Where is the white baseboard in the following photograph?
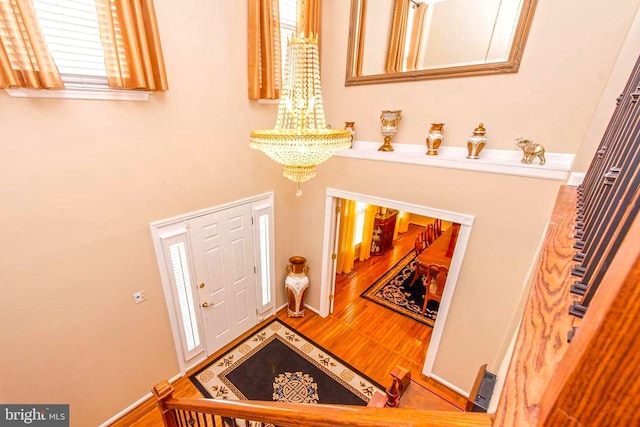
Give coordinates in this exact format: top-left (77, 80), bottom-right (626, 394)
top-left (566, 172), bottom-right (586, 186)
top-left (304, 304), bottom-right (321, 315)
top-left (429, 373), bottom-right (470, 399)
top-left (97, 372), bottom-right (182, 427)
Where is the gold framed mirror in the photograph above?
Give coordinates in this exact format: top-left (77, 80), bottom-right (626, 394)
top-left (345, 0), bottom-right (537, 85)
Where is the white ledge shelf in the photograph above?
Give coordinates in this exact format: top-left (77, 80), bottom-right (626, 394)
top-left (335, 140), bottom-right (574, 181)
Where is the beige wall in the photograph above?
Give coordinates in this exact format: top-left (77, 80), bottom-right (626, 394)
top-left (292, 0), bottom-right (640, 393)
top-left (0, 2), bottom-right (295, 425)
top-left (1, 0), bottom-right (640, 424)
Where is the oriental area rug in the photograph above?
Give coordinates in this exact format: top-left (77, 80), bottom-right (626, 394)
top-left (190, 319), bottom-right (384, 406)
top-left (361, 251), bottom-right (439, 327)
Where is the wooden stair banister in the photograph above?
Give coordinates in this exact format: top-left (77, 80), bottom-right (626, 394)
top-left (152, 380), bottom-right (178, 427)
top-left (152, 381), bottom-right (492, 427)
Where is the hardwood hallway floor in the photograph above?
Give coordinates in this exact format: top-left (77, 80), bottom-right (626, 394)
top-left (111, 224), bottom-right (464, 426)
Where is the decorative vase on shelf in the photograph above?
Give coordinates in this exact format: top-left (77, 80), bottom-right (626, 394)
top-left (467, 123), bottom-right (487, 159)
top-left (379, 110), bottom-right (402, 152)
top-left (285, 256), bottom-right (309, 317)
top-left (426, 123), bottom-right (445, 155)
top-left (344, 121), bottom-right (356, 148)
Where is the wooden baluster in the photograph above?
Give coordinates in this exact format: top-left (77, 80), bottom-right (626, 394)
top-left (385, 366), bottom-right (412, 408)
top-left (153, 381), bottom-right (179, 427)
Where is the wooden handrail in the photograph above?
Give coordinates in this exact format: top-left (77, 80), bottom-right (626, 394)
top-left (153, 381), bottom-right (491, 427)
top-left (493, 185), bottom-right (640, 425)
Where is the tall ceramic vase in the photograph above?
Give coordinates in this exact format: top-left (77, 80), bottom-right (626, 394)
top-left (285, 256), bottom-right (309, 317)
top-left (426, 123), bottom-right (445, 155)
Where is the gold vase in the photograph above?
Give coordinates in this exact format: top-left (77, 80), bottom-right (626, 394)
top-left (426, 123), bottom-right (445, 155)
top-left (379, 110), bottom-right (402, 151)
top-left (467, 123), bottom-right (487, 159)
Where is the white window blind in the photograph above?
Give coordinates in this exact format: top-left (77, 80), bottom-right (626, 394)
top-left (32, 0), bottom-right (107, 84)
top-left (168, 242), bottom-right (201, 353)
top-left (6, 0), bottom-right (147, 100)
top-left (279, 0), bottom-right (296, 73)
top-left (258, 214), bottom-right (272, 306)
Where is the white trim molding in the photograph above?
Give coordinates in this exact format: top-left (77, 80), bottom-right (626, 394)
top-left (5, 87), bottom-right (150, 101)
top-left (429, 373), bottom-right (470, 399)
top-left (98, 372), bottom-right (182, 427)
top-left (566, 172), bottom-right (586, 186)
top-left (320, 188), bottom-right (475, 381)
top-left (335, 141), bottom-right (575, 181)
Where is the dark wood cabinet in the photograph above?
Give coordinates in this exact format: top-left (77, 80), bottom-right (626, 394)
top-left (371, 210), bottom-right (398, 256)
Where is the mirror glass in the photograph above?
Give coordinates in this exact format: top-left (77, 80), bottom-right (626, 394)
top-left (346, 0), bottom-right (537, 85)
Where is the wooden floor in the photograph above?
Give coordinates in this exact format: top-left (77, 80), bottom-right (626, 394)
top-left (110, 224), bottom-right (465, 426)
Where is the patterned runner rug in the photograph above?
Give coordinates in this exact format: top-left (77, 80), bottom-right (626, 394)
top-left (361, 251), bottom-right (439, 327)
top-left (190, 319), bottom-right (384, 406)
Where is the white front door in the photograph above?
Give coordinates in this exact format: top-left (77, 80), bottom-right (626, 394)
top-left (188, 203), bottom-right (257, 356)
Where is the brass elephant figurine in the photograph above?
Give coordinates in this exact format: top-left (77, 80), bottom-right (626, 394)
top-left (515, 138), bottom-right (546, 165)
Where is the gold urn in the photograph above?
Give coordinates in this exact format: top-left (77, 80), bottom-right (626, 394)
top-left (426, 123), bottom-right (445, 155)
top-left (467, 123), bottom-right (487, 159)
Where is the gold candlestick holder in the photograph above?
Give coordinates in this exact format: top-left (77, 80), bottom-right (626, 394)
top-left (379, 110), bottom-right (402, 151)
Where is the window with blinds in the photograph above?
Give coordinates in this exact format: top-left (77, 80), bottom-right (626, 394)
top-left (32, 0), bottom-right (107, 86)
top-left (162, 236), bottom-right (203, 361)
top-left (279, 0), bottom-right (296, 77)
top-left (6, 0), bottom-right (147, 100)
top-left (258, 214), bottom-right (272, 307)
top-left (252, 201), bottom-right (275, 315)
top-left (279, 0), bottom-right (296, 49)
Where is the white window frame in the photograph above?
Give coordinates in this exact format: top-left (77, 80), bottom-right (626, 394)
top-left (161, 233), bottom-right (204, 362)
top-left (4, 0), bottom-right (150, 101)
top-left (4, 84), bottom-right (150, 101)
top-left (252, 201), bottom-right (276, 317)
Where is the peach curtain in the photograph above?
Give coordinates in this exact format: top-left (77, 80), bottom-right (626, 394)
top-left (0, 0), bottom-right (63, 89)
top-left (298, 0), bottom-right (320, 36)
top-left (358, 204), bottom-right (377, 262)
top-left (248, 0), bottom-right (281, 100)
top-left (385, 0), bottom-right (409, 73)
top-left (95, 0), bottom-right (168, 91)
top-left (406, 2), bottom-right (426, 71)
top-left (336, 199), bottom-right (357, 275)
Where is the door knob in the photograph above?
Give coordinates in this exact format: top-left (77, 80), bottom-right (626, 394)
top-left (198, 282), bottom-right (205, 288)
top-left (202, 302), bottom-right (210, 308)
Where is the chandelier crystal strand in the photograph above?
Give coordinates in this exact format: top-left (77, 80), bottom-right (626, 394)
top-left (249, 33), bottom-right (351, 187)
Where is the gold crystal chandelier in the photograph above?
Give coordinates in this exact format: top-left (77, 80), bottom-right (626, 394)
top-left (250, 33), bottom-right (351, 187)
